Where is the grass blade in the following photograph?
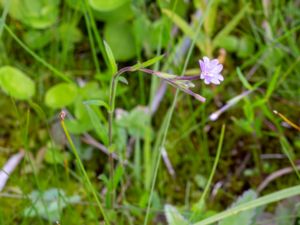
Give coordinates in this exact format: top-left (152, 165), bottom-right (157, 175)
top-left (191, 124), bottom-right (225, 219)
top-left (265, 66), bottom-right (281, 100)
top-left (193, 184), bottom-right (300, 225)
top-left (4, 25), bottom-right (72, 83)
top-left (236, 67), bottom-right (253, 90)
top-left (212, 3), bottom-right (250, 47)
top-left (162, 8), bottom-right (204, 52)
top-left (60, 114), bottom-right (110, 225)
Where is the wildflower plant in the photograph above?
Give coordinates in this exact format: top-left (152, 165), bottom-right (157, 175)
top-left (108, 53), bottom-right (224, 146)
top-left (109, 56), bottom-right (224, 111)
top-left (105, 39), bottom-right (225, 195)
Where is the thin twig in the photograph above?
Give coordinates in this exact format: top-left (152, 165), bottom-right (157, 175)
top-left (161, 147), bottom-right (176, 178)
top-left (258, 165), bottom-right (300, 193)
top-left (81, 134), bottom-right (124, 162)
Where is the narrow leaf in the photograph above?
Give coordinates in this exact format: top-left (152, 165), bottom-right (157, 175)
top-left (213, 3), bottom-right (250, 47)
top-left (219, 190), bottom-right (257, 225)
top-left (193, 184), bottom-right (300, 225)
top-left (165, 204), bottom-right (189, 225)
top-left (265, 66), bottom-right (281, 100)
top-left (162, 8), bottom-right (204, 51)
top-left (103, 40), bottom-right (117, 75)
top-left (85, 105), bottom-right (109, 146)
top-left (131, 54), bottom-right (165, 71)
top-left (118, 76), bottom-right (128, 85)
top-left (236, 67), bottom-right (253, 90)
top-left (83, 99), bottom-right (110, 111)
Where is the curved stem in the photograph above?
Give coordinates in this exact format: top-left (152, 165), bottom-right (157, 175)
top-left (107, 66), bottom-right (132, 207)
top-left (107, 66), bottom-right (204, 208)
top-left (108, 66), bottom-right (132, 145)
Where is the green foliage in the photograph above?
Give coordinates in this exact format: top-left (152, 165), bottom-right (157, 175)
top-left (23, 29), bottom-right (53, 50)
top-left (131, 54), bottom-right (165, 71)
top-left (85, 104), bottom-right (109, 146)
top-left (104, 21), bottom-right (136, 61)
top-left (58, 23), bottom-right (83, 44)
top-left (104, 40), bottom-right (118, 75)
top-left (1, 0), bottom-right (300, 224)
top-left (45, 83), bottom-right (78, 108)
top-left (218, 190), bottom-right (257, 225)
top-left (44, 147), bottom-right (69, 164)
top-left (165, 204), bottom-right (190, 225)
top-left (0, 66), bottom-right (35, 100)
top-left (2, 0), bottom-right (60, 29)
top-left (89, 0), bottom-right (129, 12)
top-left (214, 35), bottom-right (239, 52)
top-left (236, 36), bottom-right (255, 58)
top-left (116, 106), bottom-right (151, 139)
top-left (194, 185), bottom-right (300, 225)
top-left (23, 188), bottom-right (80, 222)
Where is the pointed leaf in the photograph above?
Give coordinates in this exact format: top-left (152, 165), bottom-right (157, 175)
top-left (83, 99), bottom-right (110, 111)
top-left (162, 8), bottom-right (204, 51)
top-left (165, 204), bottom-right (190, 225)
top-left (219, 190), bottom-right (257, 225)
top-left (118, 76), bottom-right (128, 85)
top-left (212, 4), bottom-right (250, 47)
top-left (103, 40), bottom-right (117, 75)
top-left (236, 67), bottom-right (253, 90)
top-left (131, 54), bottom-right (165, 71)
top-left (85, 105), bottom-right (109, 146)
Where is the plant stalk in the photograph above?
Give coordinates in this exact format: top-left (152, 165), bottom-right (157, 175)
top-left (60, 116), bottom-right (110, 225)
top-left (108, 66), bottom-right (132, 207)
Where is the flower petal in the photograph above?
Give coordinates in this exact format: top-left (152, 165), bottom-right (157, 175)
top-left (203, 57), bottom-right (210, 64)
top-left (211, 64), bottom-right (223, 74)
top-left (217, 74), bottom-right (224, 81)
top-left (210, 59), bottom-right (219, 66)
top-left (199, 60), bottom-right (206, 73)
top-left (204, 79), bottom-right (210, 85)
top-left (211, 78), bottom-right (220, 85)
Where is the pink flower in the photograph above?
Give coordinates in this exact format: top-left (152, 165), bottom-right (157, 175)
top-left (199, 57), bottom-right (224, 85)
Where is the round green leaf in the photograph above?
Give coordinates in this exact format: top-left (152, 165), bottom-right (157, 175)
top-left (93, 2), bottom-right (133, 22)
top-left (0, 66), bottom-right (35, 100)
top-left (65, 0), bottom-right (83, 11)
top-left (215, 35), bottom-right (239, 52)
top-left (89, 0), bottom-right (129, 11)
top-left (5, 0), bottom-right (60, 29)
top-left (65, 0), bottom-right (133, 22)
top-left (45, 83), bottom-right (78, 109)
top-left (104, 22), bottom-right (136, 61)
top-left (58, 24), bottom-right (82, 44)
top-left (23, 30), bottom-right (52, 50)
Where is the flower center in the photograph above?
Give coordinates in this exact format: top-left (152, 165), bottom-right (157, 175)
top-left (203, 71), bottom-right (212, 77)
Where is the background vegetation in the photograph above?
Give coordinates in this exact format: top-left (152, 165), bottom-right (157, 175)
top-left (0, 0), bottom-right (300, 224)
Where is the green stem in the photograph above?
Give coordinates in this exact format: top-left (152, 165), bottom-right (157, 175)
top-left (4, 25), bottom-right (71, 83)
top-left (190, 124), bottom-right (225, 221)
top-left (82, 0), bottom-right (101, 74)
top-left (143, 1), bottom-right (215, 223)
top-left (107, 66), bottom-right (132, 207)
top-left (60, 118), bottom-right (110, 225)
